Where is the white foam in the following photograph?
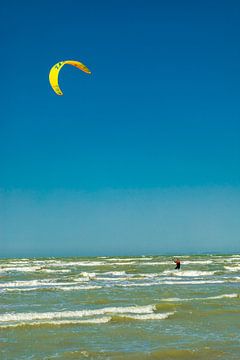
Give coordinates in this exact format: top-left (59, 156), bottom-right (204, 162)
top-left (56, 285), bottom-right (102, 291)
top-left (0, 266), bottom-right (40, 273)
top-left (138, 260), bottom-right (213, 265)
top-left (224, 265), bottom-right (240, 272)
top-left (106, 257), bottom-right (153, 262)
top-left (0, 311), bottom-right (175, 328)
top-left (159, 280), bottom-right (224, 285)
top-left (162, 297), bottom-right (183, 302)
top-left (118, 282), bottom-right (160, 288)
top-left (0, 279), bottom-right (56, 288)
top-left (125, 312), bottom-right (175, 320)
top-left (162, 270), bottom-right (216, 277)
top-left (118, 279), bottom-right (226, 287)
top-left (72, 277), bottom-right (91, 283)
top-left (80, 272), bottom-right (97, 279)
top-left (137, 273), bottom-right (159, 278)
top-left (48, 261), bottom-right (106, 267)
top-left (206, 293), bottom-right (239, 300)
top-left (107, 262), bottom-right (136, 265)
top-left (0, 279), bottom-right (87, 289)
top-left (0, 317), bottom-right (112, 328)
top-left (5, 287), bottom-right (43, 292)
top-left (105, 258), bottom-right (136, 262)
top-left (162, 293), bottom-right (239, 302)
top-left (38, 269), bottom-right (71, 273)
top-left (4, 260), bottom-right (30, 265)
top-left (181, 260), bottom-right (213, 265)
top-left (0, 305), bottom-right (155, 323)
top-left (103, 271), bottom-right (127, 276)
top-left (224, 257), bottom-right (240, 262)
top-left (2, 283), bottom-right (102, 293)
top-left (138, 262), bottom-right (170, 265)
top-left (95, 276), bottom-right (130, 282)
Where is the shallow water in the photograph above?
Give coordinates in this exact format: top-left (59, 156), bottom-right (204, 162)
top-left (0, 254), bottom-right (239, 359)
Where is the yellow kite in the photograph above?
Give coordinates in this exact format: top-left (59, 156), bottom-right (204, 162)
top-left (49, 60), bottom-right (91, 95)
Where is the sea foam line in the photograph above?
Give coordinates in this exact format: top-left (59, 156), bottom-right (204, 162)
top-left (0, 317), bottom-right (112, 328)
top-left (3, 284), bottom-right (102, 293)
top-left (0, 312), bottom-right (175, 328)
top-left (117, 279), bottom-right (225, 287)
top-left (0, 266), bottom-right (40, 273)
top-left (162, 293), bottom-right (239, 302)
top-left (0, 280), bottom-right (79, 288)
top-left (0, 305), bottom-right (156, 323)
top-left (224, 265), bottom-right (240, 272)
top-left (124, 312), bottom-right (175, 320)
top-left (162, 270), bottom-right (216, 277)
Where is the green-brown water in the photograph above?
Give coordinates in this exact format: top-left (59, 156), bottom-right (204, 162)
top-left (0, 255), bottom-right (239, 359)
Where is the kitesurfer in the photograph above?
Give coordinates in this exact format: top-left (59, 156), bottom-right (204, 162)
top-left (173, 258), bottom-right (181, 270)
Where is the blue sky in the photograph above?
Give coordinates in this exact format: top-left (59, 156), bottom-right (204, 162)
top-left (1, 0), bottom-right (240, 256)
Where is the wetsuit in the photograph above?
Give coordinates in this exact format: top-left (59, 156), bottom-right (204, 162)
top-left (175, 260), bottom-right (180, 269)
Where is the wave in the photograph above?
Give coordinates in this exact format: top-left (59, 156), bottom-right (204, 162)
top-left (137, 260), bottom-right (213, 266)
top-left (205, 293), bottom-right (239, 300)
top-left (105, 258), bottom-right (138, 262)
top-left (124, 312), bottom-right (174, 320)
top-left (107, 262), bottom-right (137, 266)
top-left (3, 284), bottom-right (102, 293)
top-left (181, 260), bottom-right (213, 264)
top-left (118, 282), bottom-right (160, 288)
top-left (0, 312), bottom-right (174, 328)
top-left (0, 303), bottom-right (175, 328)
top-left (162, 270), bottom-right (216, 277)
top-left (136, 273), bottom-right (159, 278)
top-left (137, 262), bottom-right (170, 265)
top-left (162, 293), bottom-right (239, 302)
top-left (105, 258), bottom-right (134, 261)
top-left (117, 279), bottom-right (227, 287)
top-left (52, 261), bottom-right (105, 267)
top-left (105, 257), bottom-right (154, 262)
top-left (1, 276), bottom-right (239, 293)
top-left (4, 286), bottom-right (102, 293)
top-left (0, 304), bottom-right (156, 323)
top-left (111, 312), bottom-right (175, 321)
top-left (0, 265), bottom-right (90, 274)
top-left (0, 279), bottom-right (58, 288)
top-left (224, 265), bottom-right (240, 272)
top-left (37, 268), bottom-right (71, 273)
top-left (95, 277), bottom-right (131, 282)
top-left (224, 256), bottom-right (240, 262)
top-left (0, 278), bottom-right (99, 290)
top-left (53, 285), bottom-right (102, 291)
top-left (79, 272), bottom-right (97, 279)
top-left (2, 260), bottom-right (31, 265)
top-left (0, 317), bottom-right (112, 328)
top-left (159, 279), bottom-right (225, 285)
top-left (0, 266), bottom-right (40, 273)
top-left (103, 271), bottom-right (127, 276)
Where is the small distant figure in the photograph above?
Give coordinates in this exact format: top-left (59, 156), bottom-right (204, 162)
top-left (173, 258), bottom-right (181, 270)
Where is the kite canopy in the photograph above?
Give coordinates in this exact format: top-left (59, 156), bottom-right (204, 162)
top-left (49, 60), bottom-right (91, 95)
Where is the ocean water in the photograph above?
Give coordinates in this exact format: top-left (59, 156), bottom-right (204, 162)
top-left (0, 255), bottom-right (239, 359)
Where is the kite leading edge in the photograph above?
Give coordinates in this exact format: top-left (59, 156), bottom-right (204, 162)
top-left (49, 60), bottom-right (91, 95)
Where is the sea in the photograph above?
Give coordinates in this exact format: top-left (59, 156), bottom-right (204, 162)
top-left (0, 254), bottom-right (239, 359)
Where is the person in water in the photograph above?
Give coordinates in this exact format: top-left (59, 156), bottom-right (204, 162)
top-left (173, 258), bottom-right (181, 270)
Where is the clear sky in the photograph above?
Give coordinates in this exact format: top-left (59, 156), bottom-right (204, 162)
top-left (1, 0), bottom-right (240, 257)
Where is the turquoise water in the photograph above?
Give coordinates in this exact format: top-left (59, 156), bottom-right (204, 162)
top-left (0, 255), bottom-right (239, 359)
